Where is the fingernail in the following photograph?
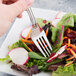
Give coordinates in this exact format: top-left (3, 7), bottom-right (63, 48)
top-left (26, 0), bottom-right (32, 6)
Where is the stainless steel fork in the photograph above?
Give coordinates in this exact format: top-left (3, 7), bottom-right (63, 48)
top-left (27, 8), bottom-right (52, 57)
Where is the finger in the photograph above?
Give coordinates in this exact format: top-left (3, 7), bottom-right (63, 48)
top-left (3, 0), bottom-right (17, 4)
top-left (9, 0), bottom-right (34, 17)
top-left (10, 0), bottom-right (17, 2)
top-left (3, 0), bottom-right (17, 2)
top-left (6, 1), bottom-right (13, 4)
top-left (17, 14), bottom-right (22, 18)
top-left (0, 0), bottom-right (2, 3)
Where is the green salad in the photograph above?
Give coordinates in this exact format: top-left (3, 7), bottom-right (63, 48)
top-left (1, 12), bottom-right (76, 76)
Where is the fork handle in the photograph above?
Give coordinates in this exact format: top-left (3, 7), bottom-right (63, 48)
top-left (27, 8), bottom-right (38, 28)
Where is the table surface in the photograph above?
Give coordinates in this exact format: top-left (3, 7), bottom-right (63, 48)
top-left (0, 0), bottom-right (76, 75)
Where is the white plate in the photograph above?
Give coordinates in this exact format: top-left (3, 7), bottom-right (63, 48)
top-left (0, 8), bottom-right (59, 76)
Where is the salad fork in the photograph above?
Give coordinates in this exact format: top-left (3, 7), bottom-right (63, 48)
top-left (27, 8), bottom-right (52, 57)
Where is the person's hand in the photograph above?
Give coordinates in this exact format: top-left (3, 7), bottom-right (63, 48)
top-left (0, 0), bottom-right (34, 36)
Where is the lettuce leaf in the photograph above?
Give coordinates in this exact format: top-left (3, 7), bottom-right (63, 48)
top-left (73, 15), bottom-right (76, 23)
top-left (8, 42), bottom-right (19, 51)
top-left (52, 63), bottom-right (76, 76)
top-left (37, 18), bottom-right (50, 27)
top-left (8, 40), bottom-right (30, 52)
top-left (51, 13), bottom-right (75, 44)
top-left (57, 13), bottom-right (74, 30)
top-left (50, 13), bottom-right (76, 53)
top-left (26, 59), bottom-right (46, 70)
top-left (0, 56), bottom-right (11, 62)
top-left (51, 26), bottom-right (59, 43)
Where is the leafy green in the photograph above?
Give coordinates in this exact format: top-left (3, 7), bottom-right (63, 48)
top-left (37, 18), bottom-right (50, 27)
top-left (52, 44), bottom-right (61, 53)
top-left (51, 25), bottom-right (64, 53)
top-left (28, 52), bottom-right (47, 60)
top-left (19, 40), bottom-right (31, 52)
top-left (8, 40), bottom-right (30, 52)
top-left (51, 13), bottom-right (75, 44)
top-left (27, 52), bottom-right (63, 71)
top-left (8, 42), bottom-right (19, 51)
top-left (50, 13), bottom-right (75, 53)
top-left (51, 26), bottom-right (59, 43)
top-left (42, 58), bottom-right (63, 71)
top-left (74, 15), bottom-right (76, 23)
top-left (57, 13), bottom-right (74, 30)
top-left (26, 58), bottom-right (63, 71)
top-left (55, 25), bottom-right (64, 47)
top-left (26, 59), bottom-right (46, 70)
top-left (59, 28), bottom-right (64, 46)
top-left (0, 56), bottom-right (11, 62)
top-left (52, 63), bottom-right (76, 76)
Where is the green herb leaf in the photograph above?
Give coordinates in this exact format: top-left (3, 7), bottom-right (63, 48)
top-left (26, 59), bottom-right (46, 70)
top-left (28, 52), bottom-right (47, 60)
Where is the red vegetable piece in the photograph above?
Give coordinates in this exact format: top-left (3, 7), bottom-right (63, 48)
top-left (47, 45), bottom-right (67, 63)
top-left (49, 53), bottom-right (56, 58)
top-left (54, 25), bottom-right (64, 45)
top-left (43, 20), bottom-right (47, 24)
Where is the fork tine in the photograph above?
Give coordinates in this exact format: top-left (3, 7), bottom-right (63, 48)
top-left (38, 38), bottom-right (50, 57)
top-left (33, 40), bottom-right (47, 57)
top-left (43, 34), bottom-right (52, 51)
top-left (41, 37), bottom-right (51, 55)
top-left (42, 31), bottom-right (52, 53)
